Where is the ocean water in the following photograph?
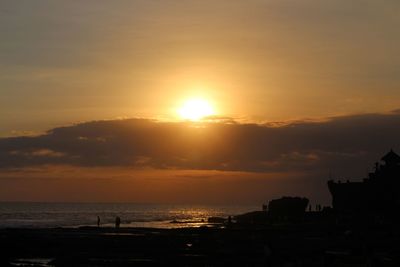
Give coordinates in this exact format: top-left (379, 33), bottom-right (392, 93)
top-left (0, 202), bottom-right (258, 229)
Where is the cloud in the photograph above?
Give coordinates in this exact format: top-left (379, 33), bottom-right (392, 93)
top-left (2, 111), bottom-right (400, 204)
top-left (1, 111), bottom-right (399, 177)
top-left (10, 148), bottom-right (65, 158)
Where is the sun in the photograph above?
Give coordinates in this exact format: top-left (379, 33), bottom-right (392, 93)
top-left (178, 98), bottom-right (215, 121)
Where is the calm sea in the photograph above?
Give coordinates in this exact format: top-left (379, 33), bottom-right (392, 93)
top-left (0, 202), bottom-right (258, 229)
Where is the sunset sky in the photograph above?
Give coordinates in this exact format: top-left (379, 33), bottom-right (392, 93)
top-left (1, 1), bottom-right (400, 204)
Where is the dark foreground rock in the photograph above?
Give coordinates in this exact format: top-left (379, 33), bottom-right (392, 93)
top-left (1, 223), bottom-right (400, 266)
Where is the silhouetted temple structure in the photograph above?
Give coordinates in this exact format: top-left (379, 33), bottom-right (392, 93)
top-left (328, 150), bottom-right (400, 218)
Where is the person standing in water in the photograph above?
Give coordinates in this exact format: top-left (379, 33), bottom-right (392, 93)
top-left (115, 216), bottom-right (121, 229)
top-left (97, 216), bottom-right (101, 228)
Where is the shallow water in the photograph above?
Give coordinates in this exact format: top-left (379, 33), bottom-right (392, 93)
top-left (9, 258), bottom-right (54, 267)
top-left (0, 202), bottom-right (258, 229)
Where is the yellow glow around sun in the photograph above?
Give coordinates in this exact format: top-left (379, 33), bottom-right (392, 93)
top-left (178, 98), bottom-right (215, 121)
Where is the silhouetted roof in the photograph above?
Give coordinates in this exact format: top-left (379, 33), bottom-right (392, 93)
top-left (381, 149), bottom-right (400, 164)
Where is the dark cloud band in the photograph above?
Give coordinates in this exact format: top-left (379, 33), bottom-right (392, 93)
top-left (1, 112), bottom-right (399, 174)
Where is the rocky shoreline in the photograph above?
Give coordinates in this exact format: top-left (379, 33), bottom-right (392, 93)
top-left (1, 221), bottom-right (400, 266)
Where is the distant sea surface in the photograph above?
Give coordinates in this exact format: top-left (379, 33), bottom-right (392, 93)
top-left (0, 202), bottom-right (258, 229)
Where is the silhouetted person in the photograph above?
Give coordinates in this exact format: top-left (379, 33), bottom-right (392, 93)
top-left (375, 162), bottom-right (379, 171)
top-left (309, 204), bottom-right (312, 212)
top-left (97, 216), bottom-right (100, 228)
top-left (262, 204), bottom-right (268, 211)
top-left (115, 216), bottom-right (121, 229)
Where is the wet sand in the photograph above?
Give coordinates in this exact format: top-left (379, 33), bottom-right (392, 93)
top-left (1, 223), bottom-right (400, 266)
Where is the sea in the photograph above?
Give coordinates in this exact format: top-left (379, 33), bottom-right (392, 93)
top-left (0, 202), bottom-right (258, 229)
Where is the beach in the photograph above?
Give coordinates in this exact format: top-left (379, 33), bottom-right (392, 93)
top-left (2, 222), bottom-right (400, 267)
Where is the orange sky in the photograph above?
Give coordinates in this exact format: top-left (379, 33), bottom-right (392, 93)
top-left (1, 1), bottom-right (400, 136)
top-left (0, 166), bottom-right (325, 205)
top-left (1, 1), bottom-right (400, 204)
